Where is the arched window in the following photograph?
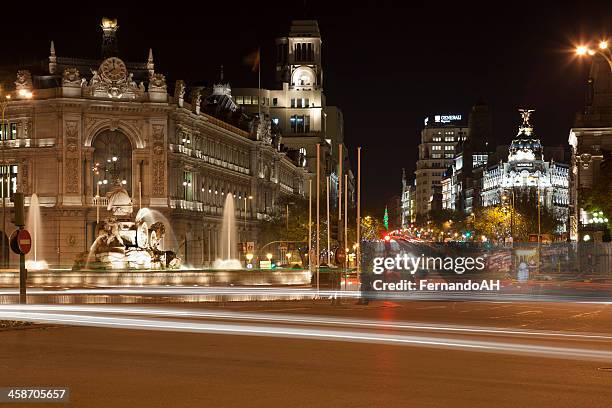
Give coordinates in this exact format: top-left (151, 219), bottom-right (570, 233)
top-left (92, 130), bottom-right (133, 196)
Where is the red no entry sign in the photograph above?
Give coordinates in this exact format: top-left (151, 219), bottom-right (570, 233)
top-left (10, 229), bottom-right (32, 255)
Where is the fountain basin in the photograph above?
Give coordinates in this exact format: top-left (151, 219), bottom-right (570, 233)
top-left (0, 269), bottom-right (312, 288)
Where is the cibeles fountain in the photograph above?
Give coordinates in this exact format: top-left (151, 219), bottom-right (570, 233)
top-left (85, 182), bottom-right (181, 270)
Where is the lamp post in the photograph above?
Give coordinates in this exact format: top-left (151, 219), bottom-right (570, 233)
top-left (574, 40), bottom-right (610, 247)
top-left (244, 195), bottom-right (252, 235)
top-left (96, 181), bottom-right (102, 224)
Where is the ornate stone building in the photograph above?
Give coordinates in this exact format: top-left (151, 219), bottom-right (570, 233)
top-left (481, 110), bottom-right (569, 233)
top-left (569, 54), bottom-right (612, 241)
top-left (0, 18), bottom-right (308, 267)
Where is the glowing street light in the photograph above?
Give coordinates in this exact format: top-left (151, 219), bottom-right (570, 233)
top-left (575, 39), bottom-right (612, 72)
top-left (266, 253), bottom-right (272, 261)
top-left (576, 45), bottom-right (588, 55)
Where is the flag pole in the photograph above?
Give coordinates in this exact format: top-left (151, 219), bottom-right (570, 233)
top-left (316, 144), bottom-right (320, 293)
top-left (357, 147), bottom-right (361, 275)
top-left (308, 179), bottom-right (312, 272)
top-left (338, 144), bottom-right (342, 255)
top-left (326, 176), bottom-right (331, 266)
top-left (258, 48), bottom-right (261, 120)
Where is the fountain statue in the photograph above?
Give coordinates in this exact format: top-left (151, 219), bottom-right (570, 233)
top-left (212, 193), bottom-right (242, 270)
top-left (25, 193), bottom-right (49, 271)
top-left (79, 182), bottom-right (181, 270)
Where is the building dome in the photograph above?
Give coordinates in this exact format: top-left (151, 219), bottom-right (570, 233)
top-left (204, 66), bottom-right (238, 112)
top-left (204, 87), bottom-right (238, 112)
top-left (508, 109), bottom-right (543, 162)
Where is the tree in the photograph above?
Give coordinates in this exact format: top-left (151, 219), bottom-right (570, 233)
top-left (474, 188), bottom-right (561, 242)
top-left (361, 215), bottom-right (383, 241)
top-left (258, 195), bottom-right (310, 259)
top-left (473, 206), bottom-right (514, 241)
top-left (581, 150), bottom-right (612, 231)
top-left (383, 206), bottom-right (389, 230)
top-left (513, 189), bottom-right (560, 237)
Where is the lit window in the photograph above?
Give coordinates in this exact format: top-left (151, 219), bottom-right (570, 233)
top-left (0, 123), bottom-right (17, 141)
top-left (0, 164), bottom-right (18, 198)
top-left (290, 115), bottom-right (310, 133)
top-left (182, 171), bottom-right (193, 201)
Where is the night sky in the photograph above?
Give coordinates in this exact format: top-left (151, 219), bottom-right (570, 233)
top-left (3, 2), bottom-right (611, 215)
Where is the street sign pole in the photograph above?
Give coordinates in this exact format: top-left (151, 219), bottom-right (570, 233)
top-left (19, 244), bottom-right (25, 304)
top-left (11, 192), bottom-right (26, 304)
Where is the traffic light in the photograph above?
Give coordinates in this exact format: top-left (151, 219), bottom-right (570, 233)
top-left (465, 231), bottom-right (472, 239)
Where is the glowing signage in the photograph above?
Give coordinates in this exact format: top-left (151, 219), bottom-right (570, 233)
top-left (434, 114), bottom-right (462, 123)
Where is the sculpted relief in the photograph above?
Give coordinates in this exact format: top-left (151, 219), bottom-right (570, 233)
top-left (64, 120), bottom-right (81, 194)
top-left (151, 124), bottom-right (166, 196)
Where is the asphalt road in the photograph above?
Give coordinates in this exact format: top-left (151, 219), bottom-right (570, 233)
top-left (1, 300), bottom-right (612, 407)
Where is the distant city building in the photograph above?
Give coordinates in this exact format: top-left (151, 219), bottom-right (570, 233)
top-left (481, 110), bottom-right (569, 232)
top-left (400, 169), bottom-right (416, 227)
top-left (569, 54), bottom-right (612, 241)
top-left (414, 114), bottom-right (468, 216)
top-left (442, 101), bottom-right (494, 214)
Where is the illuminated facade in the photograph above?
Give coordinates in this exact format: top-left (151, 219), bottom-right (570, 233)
top-left (482, 110), bottom-right (569, 232)
top-left (233, 20), bottom-right (353, 204)
top-left (569, 54), bottom-right (612, 241)
top-left (415, 114), bottom-right (467, 215)
top-left (0, 19), bottom-right (307, 267)
top-left (400, 169), bottom-right (416, 227)
top-left (441, 101), bottom-right (493, 215)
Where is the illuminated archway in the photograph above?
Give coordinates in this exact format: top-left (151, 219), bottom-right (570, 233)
top-left (92, 130), bottom-right (133, 196)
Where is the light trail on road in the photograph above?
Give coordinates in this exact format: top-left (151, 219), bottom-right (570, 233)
top-left (0, 286), bottom-right (610, 304)
top-left (2, 305), bottom-right (612, 362)
top-left (2, 304), bottom-right (612, 341)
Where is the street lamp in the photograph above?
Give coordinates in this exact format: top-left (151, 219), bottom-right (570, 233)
top-left (96, 180), bottom-right (102, 224)
top-left (244, 195), bottom-right (252, 230)
top-left (576, 39), bottom-right (612, 72)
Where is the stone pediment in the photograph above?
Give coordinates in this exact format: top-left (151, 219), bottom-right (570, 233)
top-left (83, 57), bottom-right (144, 100)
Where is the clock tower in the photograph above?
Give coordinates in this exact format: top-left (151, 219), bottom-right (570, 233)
top-left (275, 20), bottom-right (323, 90)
